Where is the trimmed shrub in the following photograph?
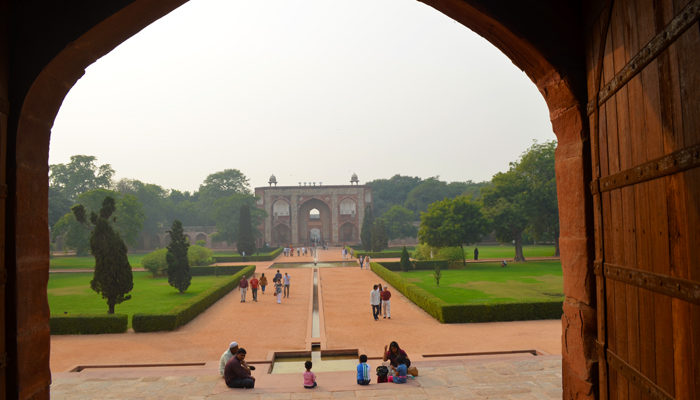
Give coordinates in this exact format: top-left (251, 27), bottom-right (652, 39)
top-left (352, 250), bottom-right (403, 258)
top-left (212, 247), bottom-right (282, 263)
top-left (372, 261), bottom-right (563, 324)
top-left (141, 248), bottom-right (167, 277)
top-left (50, 313), bottom-right (128, 334)
top-left (132, 265), bottom-right (255, 332)
top-left (188, 244), bottom-right (213, 266)
top-left (190, 265), bottom-right (246, 276)
top-left (436, 246), bottom-right (466, 262)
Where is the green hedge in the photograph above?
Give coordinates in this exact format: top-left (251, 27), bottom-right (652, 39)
top-left (371, 262), bottom-right (562, 323)
top-left (213, 247), bottom-right (283, 263)
top-left (378, 260), bottom-right (449, 271)
top-left (50, 313), bottom-right (128, 334)
top-left (133, 265), bottom-right (255, 332)
top-left (190, 265), bottom-right (246, 276)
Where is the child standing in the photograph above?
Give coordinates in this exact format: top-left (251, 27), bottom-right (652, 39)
top-left (356, 354), bottom-right (371, 385)
top-left (303, 361), bottom-right (317, 389)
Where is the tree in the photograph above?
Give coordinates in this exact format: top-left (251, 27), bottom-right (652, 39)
top-left (400, 246), bottom-right (412, 271)
top-left (366, 175), bottom-right (423, 217)
top-left (371, 219), bottom-right (389, 252)
top-left (237, 204), bottom-right (256, 256)
top-left (50, 155), bottom-right (114, 201)
top-left (518, 140), bottom-right (559, 256)
top-left (360, 206), bottom-right (375, 251)
top-left (116, 179), bottom-right (170, 248)
top-left (433, 265), bottom-right (442, 286)
top-left (166, 220), bottom-right (191, 293)
top-left (418, 196), bottom-right (488, 265)
top-left (381, 205), bottom-right (417, 240)
top-left (483, 169), bottom-right (529, 261)
top-left (211, 193), bottom-right (263, 244)
top-left (73, 197), bottom-right (133, 314)
top-left (198, 169), bottom-right (250, 201)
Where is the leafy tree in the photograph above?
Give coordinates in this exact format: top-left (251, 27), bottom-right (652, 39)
top-left (199, 169), bottom-right (250, 202)
top-left (381, 205), bottom-right (417, 240)
top-left (52, 189), bottom-right (144, 253)
top-left (360, 206), bottom-right (374, 251)
top-left (188, 244), bottom-right (213, 266)
top-left (166, 220), bottom-right (191, 293)
top-left (400, 246), bottom-right (412, 271)
top-left (49, 186), bottom-right (73, 228)
top-left (116, 179), bottom-right (170, 248)
top-left (518, 140), bottom-right (559, 256)
top-left (50, 155), bottom-right (114, 201)
top-left (366, 175), bottom-right (423, 217)
top-left (141, 248), bottom-right (168, 277)
top-left (418, 196), bottom-right (488, 265)
top-left (237, 204), bottom-right (256, 256)
top-left (211, 193), bottom-right (263, 243)
top-left (483, 169), bottom-right (529, 261)
top-left (73, 197), bottom-right (133, 314)
top-left (370, 219), bottom-right (389, 252)
top-left (433, 265), bottom-right (442, 286)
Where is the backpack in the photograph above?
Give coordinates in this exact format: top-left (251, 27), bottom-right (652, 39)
top-left (376, 365), bottom-right (389, 383)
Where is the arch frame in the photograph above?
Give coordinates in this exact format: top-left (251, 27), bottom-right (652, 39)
top-left (5, 1), bottom-right (595, 398)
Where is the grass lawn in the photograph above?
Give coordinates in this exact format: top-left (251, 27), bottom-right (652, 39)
top-left (50, 253), bottom-right (147, 270)
top-left (48, 271), bottom-right (233, 328)
top-left (456, 245), bottom-right (556, 260)
top-left (399, 260), bottom-right (563, 304)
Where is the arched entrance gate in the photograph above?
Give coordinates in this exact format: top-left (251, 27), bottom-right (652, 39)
top-left (2, 1), bottom-right (698, 399)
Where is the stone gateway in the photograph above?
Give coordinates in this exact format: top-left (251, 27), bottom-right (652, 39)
top-left (255, 181), bottom-right (371, 247)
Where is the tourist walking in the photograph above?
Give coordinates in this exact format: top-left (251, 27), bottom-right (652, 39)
top-left (370, 285), bottom-right (381, 321)
top-left (474, 247), bottom-right (479, 261)
top-left (274, 269), bottom-right (282, 284)
top-left (259, 273), bottom-right (268, 294)
top-left (381, 286), bottom-right (391, 319)
top-left (275, 279), bottom-right (283, 304)
top-left (359, 255), bottom-right (364, 269)
top-left (250, 274), bottom-right (259, 302)
top-left (283, 272), bottom-right (291, 297)
top-left (365, 255), bottom-right (371, 268)
top-left (239, 276), bottom-right (248, 302)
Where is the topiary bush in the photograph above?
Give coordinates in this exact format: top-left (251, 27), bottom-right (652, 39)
top-left (188, 244), bottom-right (213, 266)
top-left (50, 313), bottom-right (128, 334)
top-left (141, 248), bottom-right (168, 277)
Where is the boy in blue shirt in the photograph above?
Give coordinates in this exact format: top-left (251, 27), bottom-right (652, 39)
top-left (356, 354), bottom-right (371, 385)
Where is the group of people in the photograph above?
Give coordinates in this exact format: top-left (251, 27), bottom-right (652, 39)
top-left (219, 339), bottom-right (415, 390)
top-left (369, 283), bottom-right (391, 320)
top-left (283, 246), bottom-right (315, 257)
top-left (238, 271), bottom-right (290, 304)
top-left (358, 255), bottom-right (371, 269)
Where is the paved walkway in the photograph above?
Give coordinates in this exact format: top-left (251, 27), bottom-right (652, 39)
top-left (50, 247), bottom-right (563, 398)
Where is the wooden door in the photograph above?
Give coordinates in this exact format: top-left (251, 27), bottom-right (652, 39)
top-left (586, 0), bottom-right (700, 399)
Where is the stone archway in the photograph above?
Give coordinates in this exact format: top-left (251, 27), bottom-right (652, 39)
top-left (339, 222), bottom-right (357, 243)
top-left (297, 199), bottom-right (332, 245)
top-left (272, 223), bottom-right (291, 246)
top-left (5, 1), bottom-right (634, 399)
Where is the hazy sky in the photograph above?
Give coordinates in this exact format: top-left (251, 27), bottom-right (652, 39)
top-left (49, 0), bottom-right (554, 193)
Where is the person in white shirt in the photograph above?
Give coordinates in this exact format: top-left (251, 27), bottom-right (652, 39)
top-left (219, 341), bottom-right (238, 375)
top-left (370, 285), bottom-right (381, 321)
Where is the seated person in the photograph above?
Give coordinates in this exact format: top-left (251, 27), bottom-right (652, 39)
top-left (392, 356), bottom-right (408, 383)
top-left (224, 348), bottom-right (255, 388)
top-left (219, 341), bottom-right (238, 376)
top-left (303, 360), bottom-right (317, 389)
top-left (356, 354), bottom-right (371, 385)
top-left (383, 341), bottom-right (410, 369)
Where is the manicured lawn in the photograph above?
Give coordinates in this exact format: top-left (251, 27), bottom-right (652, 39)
top-left (464, 245), bottom-right (556, 259)
top-left (50, 253), bottom-right (147, 270)
top-left (399, 260), bottom-right (563, 304)
top-left (48, 271), bottom-right (233, 327)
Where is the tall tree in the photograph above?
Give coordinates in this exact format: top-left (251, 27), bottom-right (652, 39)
top-left (211, 194), bottom-right (263, 244)
top-left (483, 169), bottom-right (529, 261)
top-left (400, 246), bottom-right (412, 271)
top-left (418, 196), bottom-right (488, 265)
top-left (236, 204), bottom-right (256, 256)
top-left (166, 220), bottom-right (191, 293)
top-left (116, 179), bottom-right (170, 248)
top-left (518, 140), bottom-right (559, 256)
top-left (366, 175), bottom-right (422, 217)
top-left (360, 206), bottom-right (374, 251)
top-left (50, 155), bottom-right (114, 201)
top-left (370, 219), bottom-right (389, 252)
top-left (73, 197), bottom-right (133, 314)
top-left (380, 205), bottom-right (418, 240)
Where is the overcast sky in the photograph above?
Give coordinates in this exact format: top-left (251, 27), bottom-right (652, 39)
top-left (49, 0), bottom-right (554, 193)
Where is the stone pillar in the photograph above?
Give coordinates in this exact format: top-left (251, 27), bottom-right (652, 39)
top-left (331, 194), bottom-right (339, 245)
top-left (290, 194), bottom-right (299, 244)
top-left (263, 194), bottom-right (271, 245)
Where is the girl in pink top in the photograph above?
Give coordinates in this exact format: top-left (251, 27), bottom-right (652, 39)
top-left (303, 360), bottom-right (317, 389)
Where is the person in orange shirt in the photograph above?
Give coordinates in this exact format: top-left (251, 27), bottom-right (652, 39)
top-left (249, 274), bottom-right (260, 302)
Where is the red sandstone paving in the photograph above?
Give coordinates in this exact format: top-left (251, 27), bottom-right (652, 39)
top-left (50, 248), bottom-right (561, 374)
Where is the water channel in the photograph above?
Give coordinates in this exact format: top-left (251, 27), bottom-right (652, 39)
top-left (270, 262), bottom-right (358, 374)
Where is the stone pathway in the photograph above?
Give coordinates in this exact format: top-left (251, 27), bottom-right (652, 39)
top-left (51, 356), bottom-right (562, 399)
